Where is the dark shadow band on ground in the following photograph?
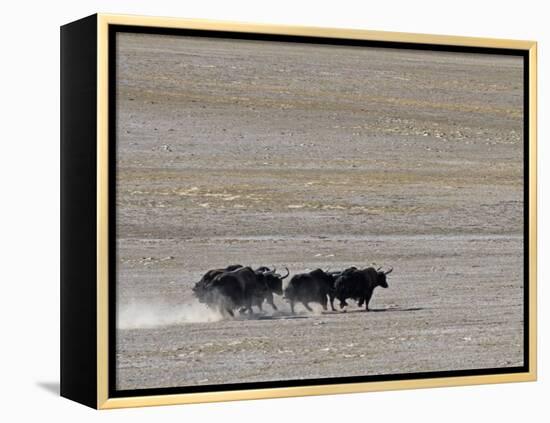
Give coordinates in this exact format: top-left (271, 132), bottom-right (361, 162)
top-left (234, 306), bottom-right (424, 320)
top-left (340, 307), bottom-right (424, 313)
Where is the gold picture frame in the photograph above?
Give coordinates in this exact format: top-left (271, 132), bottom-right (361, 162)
top-left (60, 13), bottom-right (537, 409)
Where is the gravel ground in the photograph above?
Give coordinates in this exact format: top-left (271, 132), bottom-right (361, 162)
top-left (114, 33), bottom-right (524, 390)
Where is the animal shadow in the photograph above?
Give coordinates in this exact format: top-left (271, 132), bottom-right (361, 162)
top-left (239, 311), bottom-right (311, 321)
top-left (234, 307), bottom-right (423, 320)
top-left (338, 306), bottom-right (424, 314)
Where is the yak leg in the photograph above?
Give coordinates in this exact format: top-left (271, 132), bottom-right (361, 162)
top-left (289, 300), bottom-right (295, 314)
top-left (220, 304), bottom-right (234, 318)
top-left (245, 299), bottom-right (254, 315)
top-left (266, 292), bottom-right (278, 310)
top-left (320, 295), bottom-right (328, 311)
top-left (218, 300), bottom-right (233, 318)
top-left (329, 293), bottom-right (336, 311)
top-left (364, 291), bottom-right (373, 311)
top-left (339, 299), bottom-right (348, 309)
top-left (302, 301), bottom-right (313, 312)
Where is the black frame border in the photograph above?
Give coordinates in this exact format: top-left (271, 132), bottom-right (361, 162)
top-left (107, 24), bottom-right (530, 399)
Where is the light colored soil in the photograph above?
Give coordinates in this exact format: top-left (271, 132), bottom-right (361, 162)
top-left (115, 33), bottom-right (524, 390)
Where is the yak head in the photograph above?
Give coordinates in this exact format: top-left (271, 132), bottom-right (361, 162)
top-left (374, 266), bottom-right (392, 288)
top-left (255, 266), bottom-right (289, 295)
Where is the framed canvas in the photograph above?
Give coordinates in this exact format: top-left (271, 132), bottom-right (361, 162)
top-left (60, 13), bottom-right (537, 409)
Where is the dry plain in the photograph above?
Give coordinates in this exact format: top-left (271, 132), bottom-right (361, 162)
top-left (115, 33), bottom-right (524, 390)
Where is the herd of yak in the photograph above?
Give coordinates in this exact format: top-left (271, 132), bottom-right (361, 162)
top-left (192, 264), bottom-right (393, 317)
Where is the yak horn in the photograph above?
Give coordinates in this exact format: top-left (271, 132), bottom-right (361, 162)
top-left (384, 266), bottom-right (393, 275)
top-left (280, 267), bottom-right (290, 279)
